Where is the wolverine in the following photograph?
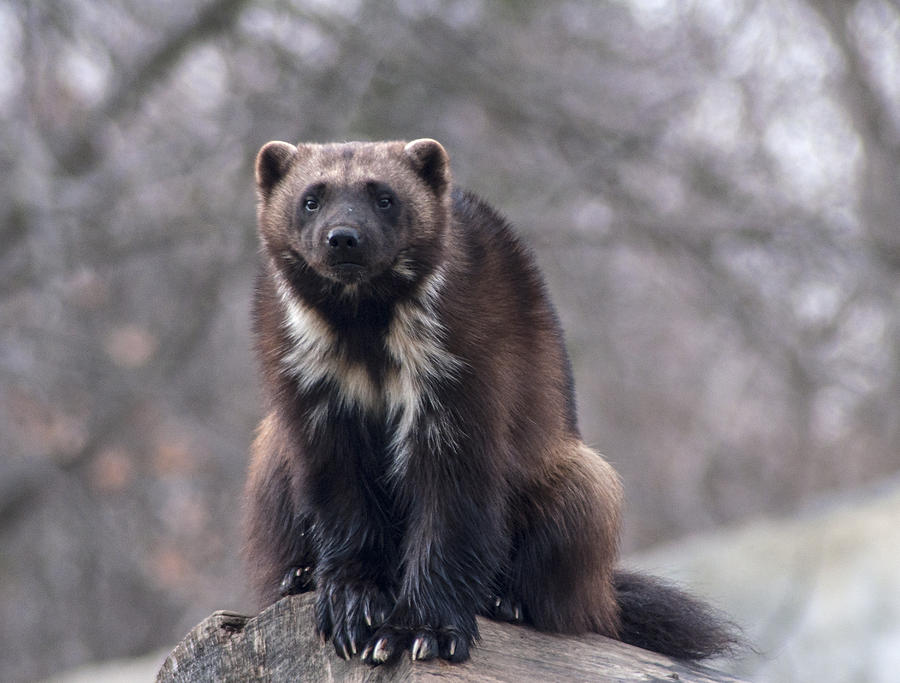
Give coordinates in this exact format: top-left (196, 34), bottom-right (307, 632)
top-left (244, 138), bottom-right (738, 665)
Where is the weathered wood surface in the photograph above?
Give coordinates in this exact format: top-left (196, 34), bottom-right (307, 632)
top-left (157, 593), bottom-right (745, 682)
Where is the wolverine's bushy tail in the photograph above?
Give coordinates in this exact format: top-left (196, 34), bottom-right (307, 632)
top-left (614, 570), bottom-right (742, 661)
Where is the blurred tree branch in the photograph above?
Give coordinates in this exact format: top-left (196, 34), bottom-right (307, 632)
top-left (28, 0), bottom-right (252, 174)
top-left (812, 0), bottom-right (900, 269)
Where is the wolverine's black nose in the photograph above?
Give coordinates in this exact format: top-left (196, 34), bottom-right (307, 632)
top-left (326, 227), bottom-right (360, 251)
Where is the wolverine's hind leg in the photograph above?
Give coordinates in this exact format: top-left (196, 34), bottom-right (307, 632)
top-left (244, 413), bottom-right (318, 606)
top-left (495, 441), bottom-right (623, 636)
top-left (279, 557), bottom-right (315, 596)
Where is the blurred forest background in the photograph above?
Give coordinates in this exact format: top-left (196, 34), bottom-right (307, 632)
top-left (1, 0), bottom-right (898, 681)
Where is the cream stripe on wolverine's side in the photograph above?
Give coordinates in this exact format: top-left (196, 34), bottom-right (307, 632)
top-left (384, 264), bottom-right (465, 477)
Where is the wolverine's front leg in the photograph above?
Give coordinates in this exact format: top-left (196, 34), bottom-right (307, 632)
top-left (362, 431), bottom-right (509, 665)
top-left (306, 418), bottom-right (399, 660)
top-left (311, 499), bottom-right (397, 659)
top-left (312, 504), bottom-right (398, 658)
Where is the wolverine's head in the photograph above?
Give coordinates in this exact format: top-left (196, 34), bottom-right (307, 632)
top-left (255, 139), bottom-right (451, 291)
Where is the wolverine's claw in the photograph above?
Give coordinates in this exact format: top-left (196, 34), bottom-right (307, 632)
top-left (411, 634), bottom-right (437, 661)
top-left (411, 636), bottom-right (424, 661)
top-left (372, 637), bottom-right (392, 663)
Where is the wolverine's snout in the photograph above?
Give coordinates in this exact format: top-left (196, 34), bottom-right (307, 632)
top-left (322, 224), bottom-right (371, 282)
top-left (325, 225), bottom-right (367, 271)
top-left (327, 226), bottom-right (361, 251)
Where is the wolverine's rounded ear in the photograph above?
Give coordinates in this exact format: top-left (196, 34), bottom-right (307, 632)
top-left (256, 141), bottom-right (298, 197)
top-left (404, 138), bottom-right (450, 195)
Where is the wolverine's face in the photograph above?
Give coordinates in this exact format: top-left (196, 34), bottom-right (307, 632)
top-left (290, 174), bottom-right (405, 285)
top-left (255, 139), bottom-right (451, 290)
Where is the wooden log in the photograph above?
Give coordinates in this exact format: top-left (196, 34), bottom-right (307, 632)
top-left (157, 593), bottom-right (745, 682)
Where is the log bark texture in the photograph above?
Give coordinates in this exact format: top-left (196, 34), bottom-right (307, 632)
top-left (157, 593), bottom-right (745, 682)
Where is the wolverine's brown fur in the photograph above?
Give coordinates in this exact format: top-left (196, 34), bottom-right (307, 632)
top-left (243, 138), bottom-right (738, 665)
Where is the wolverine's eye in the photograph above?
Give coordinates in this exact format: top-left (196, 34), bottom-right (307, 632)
top-left (303, 197), bottom-right (320, 212)
top-left (375, 195), bottom-right (393, 210)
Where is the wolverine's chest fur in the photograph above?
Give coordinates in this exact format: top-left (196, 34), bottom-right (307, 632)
top-left (273, 267), bottom-right (462, 473)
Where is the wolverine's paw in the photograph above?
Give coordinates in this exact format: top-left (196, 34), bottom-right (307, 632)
top-left (483, 593), bottom-right (524, 623)
top-left (362, 624), bottom-right (471, 665)
top-left (315, 582), bottom-right (393, 660)
top-left (279, 566), bottom-right (315, 596)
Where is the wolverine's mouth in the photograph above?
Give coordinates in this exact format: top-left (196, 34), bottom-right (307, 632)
top-left (334, 262), bottom-right (365, 272)
top-left (330, 261), bottom-right (368, 283)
